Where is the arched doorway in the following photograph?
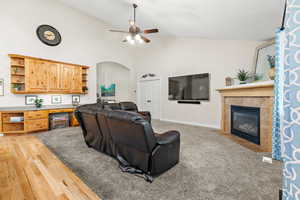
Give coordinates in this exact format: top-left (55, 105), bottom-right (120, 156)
top-left (96, 61), bottom-right (131, 102)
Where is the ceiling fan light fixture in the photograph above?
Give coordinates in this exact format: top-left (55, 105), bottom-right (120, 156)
top-left (129, 39), bottom-right (135, 45)
top-left (110, 4), bottom-right (158, 44)
top-left (129, 20), bottom-right (135, 26)
top-left (138, 39), bottom-right (144, 44)
top-left (126, 35), bottom-right (133, 41)
top-left (135, 34), bottom-right (141, 40)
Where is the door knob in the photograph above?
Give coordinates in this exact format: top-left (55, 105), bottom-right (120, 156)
top-left (147, 100), bottom-right (151, 103)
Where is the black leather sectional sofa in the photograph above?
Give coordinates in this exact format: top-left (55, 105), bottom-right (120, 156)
top-left (75, 102), bottom-right (180, 181)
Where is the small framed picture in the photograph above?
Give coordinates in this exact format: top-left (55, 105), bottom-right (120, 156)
top-left (0, 79), bottom-right (3, 96)
top-left (52, 95), bottom-right (62, 104)
top-left (72, 95), bottom-right (80, 105)
top-left (25, 95), bottom-right (37, 105)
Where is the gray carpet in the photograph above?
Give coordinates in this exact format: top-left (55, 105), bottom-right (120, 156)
top-left (37, 120), bottom-right (282, 200)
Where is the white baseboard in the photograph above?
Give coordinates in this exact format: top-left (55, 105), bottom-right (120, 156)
top-left (160, 118), bottom-right (220, 130)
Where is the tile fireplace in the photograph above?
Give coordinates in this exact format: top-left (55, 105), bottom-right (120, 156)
top-left (231, 105), bottom-right (260, 145)
top-left (217, 82), bottom-right (274, 152)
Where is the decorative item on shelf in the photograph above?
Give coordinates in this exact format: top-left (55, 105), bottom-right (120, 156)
top-left (267, 55), bottom-right (276, 80)
top-left (82, 86), bottom-right (88, 93)
top-left (25, 95), bottom-right (37, 105)
top-left (34, 98), bottom-right (43, 109)
top-left (36, 25), bottom-right (62, 46)
top-left (51, 95), bottom-right (62, 104)
top-left (12, 83), bottom-right (22, 92)
top-left (225, 77), bottom-right (233, 86)
top-left (141, 73), bottom-right (156, 79)
top-left (10, 116), bottom-right (24, 123)
top-left (253, 73), bottom-right (263, 82)
top-left (101, 84), bottom-right (116, 97)
top-left (72, 95), bottom-right (80, 106)
top-left (236, 69), bottom-right (251, 84)
top-left (0, 79), bottom-right (4, 96)
top-left (12, 67), bottom-right (18, 74)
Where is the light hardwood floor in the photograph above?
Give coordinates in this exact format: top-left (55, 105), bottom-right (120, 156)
top-left (0, 135), bottom-right (101, 200)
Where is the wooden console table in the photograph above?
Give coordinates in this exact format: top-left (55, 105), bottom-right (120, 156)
top-left (0, 105), bottom-right (80, 135)
top-left (217, 81), bottom-right (274, 152)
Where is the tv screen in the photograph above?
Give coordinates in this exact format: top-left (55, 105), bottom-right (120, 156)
top-left (168, 73), bottom-right (210, 101)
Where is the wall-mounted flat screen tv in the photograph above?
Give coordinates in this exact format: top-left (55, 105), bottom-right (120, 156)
top-left (168, 73), bottom-right (210, 101)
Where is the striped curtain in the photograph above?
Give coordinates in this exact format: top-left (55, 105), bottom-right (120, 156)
top-left (282, 0), bottom-right (300, 199)
top-left (272, 29), bottom-right (285, 161)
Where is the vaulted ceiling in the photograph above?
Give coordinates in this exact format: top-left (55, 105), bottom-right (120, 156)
top-left (58, 0), bottom-right (284, 41)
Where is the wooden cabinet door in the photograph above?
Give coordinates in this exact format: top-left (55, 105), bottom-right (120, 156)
top-left (48, 62), bottom-right (60, 92)
top-left (59, 64), bottom-right (73, 92)
top-left (71, 67), bottom-right (82, 93)
top-left (25, 59), bottom-right (48, 92)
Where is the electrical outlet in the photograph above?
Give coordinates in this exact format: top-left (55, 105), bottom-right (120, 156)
top-left (262, 156), bottom-right (273, 164)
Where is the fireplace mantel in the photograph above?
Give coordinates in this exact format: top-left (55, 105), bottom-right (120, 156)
top-left (217, 81), bottom-right (274, 152)
top-left (217, 81), bottom-right (274, 97)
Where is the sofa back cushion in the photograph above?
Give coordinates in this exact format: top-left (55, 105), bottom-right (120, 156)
top-left (80, 111), bottom-right (103, 149)
top-left (103, 103), bottom-right (121, 111)
top-left (119, 102), bottom-right (138, 112)
top-left (96, 110), bottom-right (117, 156)
top-left (107, 111), bottom-right (156, 153)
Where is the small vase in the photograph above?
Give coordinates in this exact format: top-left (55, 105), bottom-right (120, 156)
top-left (239, 81), bottom-right (247, 84)
top-left (35, 104), bottom-right (42, 109)
top-left (268, 68), bottom-right (275, 80)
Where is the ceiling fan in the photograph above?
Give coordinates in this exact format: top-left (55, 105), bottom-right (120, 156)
top-left (109, 4), bottom-right (159, 44)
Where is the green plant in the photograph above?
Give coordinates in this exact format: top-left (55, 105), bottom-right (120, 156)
top-left (34, 98), bottom-right (43, 108)
top-left (13, 83), bottom-right (21, 90)
top-left (236, 69), bottom-right (251, 82)
top-left (267, 55), bottom-right (275, 68)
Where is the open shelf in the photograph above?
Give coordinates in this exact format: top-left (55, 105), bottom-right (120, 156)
top-left (11, 64), bottom-right (25, 68)
top-left (3, 121), bottom-right (24, 124)
top-left (82, 67), bottom-right (88, 94)
top-left (1, 112), bottom-right (25, 133)
top-left (2, 130), bottom-right (26, 134)
top-left (10, 56), bottom-right (26, 93)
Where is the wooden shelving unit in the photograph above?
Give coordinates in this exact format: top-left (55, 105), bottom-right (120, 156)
top-left (82, 67), bottom-right (88, 94)
top-left (10, 56), bottom-right (26, 93)
top-left (8, 54), bottom-right (90, 95)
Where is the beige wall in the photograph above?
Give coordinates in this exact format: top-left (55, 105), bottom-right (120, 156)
top-left (133, 37), bottom-right (261, 128)
top-left (0, 0), bottom-right (134, 107)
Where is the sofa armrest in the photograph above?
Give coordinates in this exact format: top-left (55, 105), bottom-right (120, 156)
top-left (138, 111), bottom-right (151, 117)
top-left (155, 131), bottom-right (180, 145)
top-left (138, 111), bottom-right (151, 123)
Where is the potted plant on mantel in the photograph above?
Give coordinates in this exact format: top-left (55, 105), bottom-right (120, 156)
top-left (236, 69), bottom-right (251, 84)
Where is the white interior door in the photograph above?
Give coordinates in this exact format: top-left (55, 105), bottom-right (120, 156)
top-left (138, 79), bottom-right (161, 119)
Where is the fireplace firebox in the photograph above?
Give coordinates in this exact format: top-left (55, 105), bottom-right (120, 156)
top-left (231, 105), bottom-right (260, 145)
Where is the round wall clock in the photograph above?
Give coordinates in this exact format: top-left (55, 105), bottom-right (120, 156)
top-left (36, 25), bottom-right (62, 46)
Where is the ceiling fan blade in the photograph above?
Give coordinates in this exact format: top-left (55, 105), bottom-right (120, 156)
top-left (141, 36), bottom-right (151, 43)
top-left (144, 29), bottom-right (159, 34)
top-left (109, 30), bottom-right (129, 33)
